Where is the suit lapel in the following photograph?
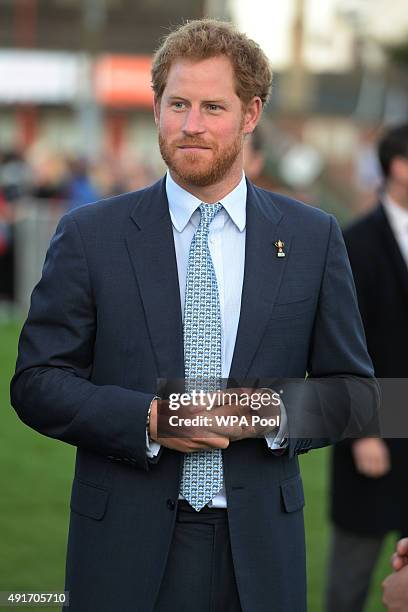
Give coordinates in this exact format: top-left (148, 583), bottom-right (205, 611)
top-left (375, 203), bottom-right (408, 302)
top-left (230, 181), bottom-right (291, 381)
top-left (125, 178), bottom-right (184, 378)
top-left (124, 178), bottom-right (295, 382)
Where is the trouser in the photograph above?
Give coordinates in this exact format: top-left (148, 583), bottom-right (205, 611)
top-left (154, 500), bottom-right (243, 612)
top-left (325, 525), bottom-right (385, 612)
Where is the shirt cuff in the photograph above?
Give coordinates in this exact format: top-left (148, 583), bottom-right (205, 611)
top-left (146, 430), bottom-right (161, 458)
top-left (265, 397), bottom-right (288, 450)
top-left (146, 396), bottom-right (161, 458)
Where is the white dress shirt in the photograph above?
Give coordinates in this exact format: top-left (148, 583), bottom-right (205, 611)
top-left (147, 171), bottom-right (287, 507)
top-left (383, 194), bottom-right (408, 268)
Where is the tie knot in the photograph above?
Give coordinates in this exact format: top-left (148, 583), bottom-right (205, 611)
top-left (199, 202), bottom-right (222, 228)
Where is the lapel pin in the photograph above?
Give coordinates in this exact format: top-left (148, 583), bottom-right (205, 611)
top-left (274, 239), bottom-right (286, 258)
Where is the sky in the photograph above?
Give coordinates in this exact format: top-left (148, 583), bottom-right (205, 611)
top-left (230, 0), bottom-right (297, 69)
top-left (229, 0), bottom-right (408, 71)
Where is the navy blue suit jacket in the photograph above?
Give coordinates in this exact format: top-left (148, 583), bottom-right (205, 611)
top-left (11, 178), bottom-right (377, 612)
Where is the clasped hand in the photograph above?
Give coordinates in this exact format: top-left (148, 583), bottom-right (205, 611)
top-left (149, 387), bottom-right (281, 453)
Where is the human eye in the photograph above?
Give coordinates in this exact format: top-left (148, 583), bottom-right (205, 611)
top-left (171, 100), bottom-right (186, 111)
top-left (206, 103), bottom-right (222, 112)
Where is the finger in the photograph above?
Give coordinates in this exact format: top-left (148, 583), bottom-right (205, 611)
top-left (217, 390), bottom-right (247, 415)
top-left (218, 388), bottom-right (255, 410)
top-left (399, 557), bottom-right (408, 570)
top-left (162, 437), bottom-right (229, 452)
top-left (190, 436), bottom-right (230, 449)
top-left (397, 538), bottom-right (408, 556)
top-left (228, 428), bottom-right (254, 442)
top-left (392, 553), bottom-right (404, 571)
top-left (392, 552), bottom-right (401, 569)
top-left (204, 419), bottom-right (243, 439)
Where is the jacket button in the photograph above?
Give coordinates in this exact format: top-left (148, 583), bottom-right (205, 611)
top-left (166, 499), bottom-right (176, 510)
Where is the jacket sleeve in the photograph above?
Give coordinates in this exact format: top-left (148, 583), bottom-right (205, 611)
top-left (10, 213), bottom-right (155, 471)
top-left (286, 215), bottom-right (380, 458)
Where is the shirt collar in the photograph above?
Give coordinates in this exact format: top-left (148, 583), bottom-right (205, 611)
top-left (166, 170), bottom-right (246, 232)
top-left (383, 193), bottom-right (408, 234)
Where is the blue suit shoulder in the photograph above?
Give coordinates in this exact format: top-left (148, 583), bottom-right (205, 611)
top-left (251, 183), bottom-right (333, 230)
top-left (53, 180), bottom-right (167, 248)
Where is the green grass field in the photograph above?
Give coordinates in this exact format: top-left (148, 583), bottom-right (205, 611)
top-left (0, 322), bottom-right (394, 611)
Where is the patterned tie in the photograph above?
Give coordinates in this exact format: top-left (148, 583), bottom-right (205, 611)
top-left (180, 202), bottom-right (223, 511)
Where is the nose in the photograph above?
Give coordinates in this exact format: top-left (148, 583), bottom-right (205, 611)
top-left (182, 107), bottom-right (205, 136)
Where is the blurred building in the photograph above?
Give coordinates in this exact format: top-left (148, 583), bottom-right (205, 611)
top-left (0, 0), bottom-right (205, 165)
top-left (230, 0), bottom-right (408, 215)
top-left (0, 0), bottom-right (204, 53)
top-left (0, 0), bottom-right (407, 214)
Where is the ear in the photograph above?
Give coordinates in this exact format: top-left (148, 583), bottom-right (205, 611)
top-left (153, 96), bottom-right (161, 127)
top-left (242, 97), bottom-right (262, 136)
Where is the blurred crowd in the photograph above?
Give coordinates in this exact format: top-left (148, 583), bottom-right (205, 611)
top-left (0, 149), bottom-right (158, 301)
top-left (0, 148), bottom-right (157, 206)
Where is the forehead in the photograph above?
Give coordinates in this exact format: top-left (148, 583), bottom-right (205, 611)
top-left (163, 55), bottom-right (237, 99)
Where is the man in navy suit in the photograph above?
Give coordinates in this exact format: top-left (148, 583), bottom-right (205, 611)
top-left (11, 19), bottom-right (378, 612)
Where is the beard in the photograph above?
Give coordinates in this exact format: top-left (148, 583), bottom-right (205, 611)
top-left (158, 128), bottom-right (244, 188)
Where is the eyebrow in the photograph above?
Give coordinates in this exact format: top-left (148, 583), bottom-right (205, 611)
top-left (203, 99), bottom-right (229, 106)
top-left (166, 95), bottom-right (229, 105)
top-left (166, 95), bottom-right (188, 101)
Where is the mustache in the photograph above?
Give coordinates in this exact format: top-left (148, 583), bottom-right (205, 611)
top-left (174, 140), bottom-right (213, 148)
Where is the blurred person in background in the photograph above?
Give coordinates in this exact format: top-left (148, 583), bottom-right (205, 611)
top-left (66, 158), bottom-right (101, 210)
top-left (91, 154), bottom-right (126, 198)
top-left (30, 150), bottom-right (69, 203)
top-left (0, 150), bottom-right (32, 301)
top-left (0, 151), bottom-right (32, 202)
top-left (243, 128), bottom-right (282, 191)
top-left (0, 187), bottom-right (14, 301)
top-left (326, 122), bottom-right (408, 612)
top-left (118, 156), bottom-right (158, 193)
top-left (354, 127), bottom-right (383, 213)
top-left (243, 130), bottom-right (265, 183)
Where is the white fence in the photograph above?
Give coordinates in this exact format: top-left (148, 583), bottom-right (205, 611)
top-left (13, 200), bottom-right (66, 314)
